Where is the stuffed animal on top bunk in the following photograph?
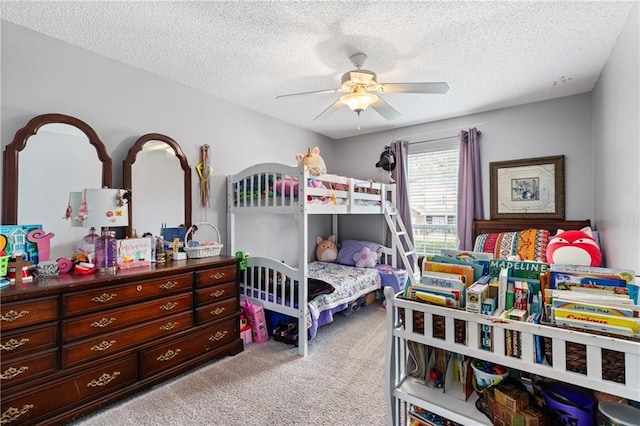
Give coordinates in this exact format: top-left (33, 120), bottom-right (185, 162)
top-left (546, 227), bottom-right (602, 267)
top-left (296, 146), bottom-right (327, 176)
top-left (316, 235), bottom-right (338, 262)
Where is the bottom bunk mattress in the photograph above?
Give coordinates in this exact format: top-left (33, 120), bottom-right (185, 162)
top-left (240, 261), bottom-right (381, 339)
top-left (307, 261), bottom-right (381, 338)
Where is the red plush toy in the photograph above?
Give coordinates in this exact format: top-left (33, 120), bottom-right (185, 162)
top-left (546, 227), bottom-right (602, 267)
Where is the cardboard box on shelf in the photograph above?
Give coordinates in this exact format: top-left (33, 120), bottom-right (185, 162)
top-left (494, 382), bottom-right (530, 412)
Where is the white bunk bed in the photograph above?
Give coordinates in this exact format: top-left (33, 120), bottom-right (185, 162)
top-left (227, 163), bottom-right (402, 356)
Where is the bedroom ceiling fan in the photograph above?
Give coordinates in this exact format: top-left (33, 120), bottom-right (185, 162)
top-left (276, 52), bottom-right (449, 121)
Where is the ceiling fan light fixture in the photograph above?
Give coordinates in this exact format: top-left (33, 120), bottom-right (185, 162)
top-left (340, 92), bottom-right (378, 115)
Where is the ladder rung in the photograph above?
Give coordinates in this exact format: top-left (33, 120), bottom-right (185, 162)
top-left (404, 251), bottom-right (415, 256)
top-left (396, 231), bottom-right (406, 236)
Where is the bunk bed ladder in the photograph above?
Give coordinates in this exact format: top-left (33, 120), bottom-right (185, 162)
top-left (384, 208), bottom-right (419, 286)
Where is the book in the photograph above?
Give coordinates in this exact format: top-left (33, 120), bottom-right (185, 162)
top-left (552, 298), bottom-right (636, 317)
top-left (488, 259), bottom-right (549, 280)
top-left (550, 271), bottom-right (627, 289)
top-left (431, 255), bottom-right (484, 282)
top-left (553, 308), bottom-right (640, 334)
top-left (423, 261), bottom-right (474, 287)
top-left (550, 264), bottom-right (635, 284)
top-left (420, 271), bottom-right (465, 291)
top-left (497, 267), bottom-right (509, 312)
top-left (555, 317), bottom-right (636, 337)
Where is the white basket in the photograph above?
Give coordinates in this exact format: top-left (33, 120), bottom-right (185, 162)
top-left (184, 222), bottom-right (224, 258)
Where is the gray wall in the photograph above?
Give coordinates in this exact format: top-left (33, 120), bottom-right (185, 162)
top-left (592, 3), bottom-right (640, 272)
top-left (333, 93), bottom-right (594, 222)
top-left (1, 21), bottom-right (334, 258)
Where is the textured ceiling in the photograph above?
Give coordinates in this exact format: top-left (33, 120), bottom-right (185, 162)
top-left (0, 1), bottom-right (633, 140)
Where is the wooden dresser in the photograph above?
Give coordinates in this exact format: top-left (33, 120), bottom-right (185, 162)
top-left (0, 256), bottom-right (242, 425)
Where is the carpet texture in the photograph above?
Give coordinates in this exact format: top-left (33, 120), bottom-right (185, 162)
top-left (71, 303), bottom-right (388, 426)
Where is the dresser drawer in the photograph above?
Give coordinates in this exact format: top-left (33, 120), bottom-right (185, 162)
top-left (62, 292), bottom-right (192, 343)
top-left (0, 348), bottom-right (58, 389)
top-left (0, 354), bottom-right (136, 425)
top-left (195, 281), bottom-right (236, 305)
top-left (62, 311), bottom-right (192, 368)
top-left (1, 322), bottom-right (57, 359)
top-left (0, 297), bottom-right (58, 332)
top-left (140, 318), bottom-right (238, 378)
top-left (195, 298), bottom-right (237, 324)
top-left (63, 273), bottom-right (193, 316)
top-left (195, 265), bottom-right (236, 288)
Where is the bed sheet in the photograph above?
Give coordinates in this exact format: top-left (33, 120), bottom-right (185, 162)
top-left (307, 261), bottom-right (381, 337)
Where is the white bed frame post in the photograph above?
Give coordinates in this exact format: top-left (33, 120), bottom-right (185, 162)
top-left (298, 167), bottom-right (310, 356)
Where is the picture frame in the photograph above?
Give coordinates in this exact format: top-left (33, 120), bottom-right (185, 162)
top-left (489, 155), bottom-right (565, 220)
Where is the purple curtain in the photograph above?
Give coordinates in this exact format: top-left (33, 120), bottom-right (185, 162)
top-left (390, 140), bottom-right (413, 247)
top-left (457, 128), bottom-right (483, 250)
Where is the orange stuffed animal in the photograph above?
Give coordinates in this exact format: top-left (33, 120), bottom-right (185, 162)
top-left (316, 235), bottom-right (338, 262)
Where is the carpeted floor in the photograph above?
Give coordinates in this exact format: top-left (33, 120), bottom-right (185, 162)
top-left (70, 302), bottom-right (388, 426)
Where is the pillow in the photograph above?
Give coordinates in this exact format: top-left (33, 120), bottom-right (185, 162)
top-left (336, 240), bottom-right (381, 266)
top-left (353, 247), bottom-right (379, 268)
top-left (473, 229), bottom-right (550, 262)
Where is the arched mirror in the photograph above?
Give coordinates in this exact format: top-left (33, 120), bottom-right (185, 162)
top-left (2, 113), bottom-right (112, 260)
top-left (123, 133), bottom-right (191, 238)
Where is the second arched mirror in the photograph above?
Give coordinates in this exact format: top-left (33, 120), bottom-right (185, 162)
top-left (123, 133), bottom-right (192, 238)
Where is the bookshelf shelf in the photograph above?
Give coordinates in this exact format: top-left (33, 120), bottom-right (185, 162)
top-left (384, 287), bottom-right (640, 425)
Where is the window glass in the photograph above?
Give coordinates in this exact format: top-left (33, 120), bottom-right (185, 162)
top-left (408, 143), bottom-right (459, 255)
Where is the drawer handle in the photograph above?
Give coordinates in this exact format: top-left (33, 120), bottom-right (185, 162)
top-left (87, 371), bottom-right (121, 387)
top-left (209, 331), bottom-right (228, 341)
top-left (1, 404), bottom-right (35, 423)
top-left (160, 302), bottom-right (178, 311)
top-left (1, 366), bottom-right (29, 380)
top-left (1, 338), bottom-right (30, 351)
top-left (91, 293), bottom-right (117, 303)
top-left (91, 317), bottom-right (116, 328)
top-left (210, 272), bottom-right (225, 280)
top-left (91, 340), bottom-right (116, 352)
top-left (160, 281), bottom-right (177, 290)
top-left (210, 289), bottom-right (225, 298)
top-left (1, 310), bottom-right (30, 322)
top-left (160, 322), bottom-right (177, 331)
top-left (210, 307), bottom-right (225, 316)
top-left (137, 285), bottom-right (143, 292)
top-left (157, 348), bottom-right (181, 362)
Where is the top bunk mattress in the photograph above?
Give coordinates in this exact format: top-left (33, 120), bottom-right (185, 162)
top-left (228, 163), bottom-right (388, 214)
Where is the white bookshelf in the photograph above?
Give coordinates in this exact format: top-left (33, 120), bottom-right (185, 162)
top-left (384, 287), bottom-right (640, 425)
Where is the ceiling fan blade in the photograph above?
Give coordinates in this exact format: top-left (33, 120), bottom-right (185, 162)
top-left (313, 99), bottom-right (343, 121)
top-left (370, 95), bottom-right (401, 121)
top-left (276, 88), bottom-right (340, 99)
top-left (376, 82), bottom-right (449, 94)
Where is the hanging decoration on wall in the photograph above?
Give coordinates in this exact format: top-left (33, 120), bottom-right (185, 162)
top-left (196, 144), bottom-right (214, 207)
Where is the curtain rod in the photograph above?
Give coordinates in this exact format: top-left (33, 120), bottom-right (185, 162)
top-left (407, 130), bottom-right (481, 145)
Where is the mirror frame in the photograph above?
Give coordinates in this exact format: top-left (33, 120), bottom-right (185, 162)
top-left (123, 133), bottom-right (192, 238)
top-left (2, 113), bottom-right (113, 224)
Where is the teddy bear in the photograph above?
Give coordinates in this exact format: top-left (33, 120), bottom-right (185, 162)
top-left (546, 227), bottom-right (602, 267)
top-left (296, 146), bottom-right (327, 176)
top-left (316, 235), bottom-right (337, 262)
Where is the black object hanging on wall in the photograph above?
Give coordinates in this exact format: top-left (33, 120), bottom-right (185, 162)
top-left (375, 146), bottom-right (396, 172)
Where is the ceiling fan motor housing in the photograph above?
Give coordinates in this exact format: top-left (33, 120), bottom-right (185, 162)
top-left (341, 69), bottom-right (377, 91)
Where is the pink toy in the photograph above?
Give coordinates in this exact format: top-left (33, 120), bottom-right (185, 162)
top-left (546, 227), bottom-right (602, 267)
top-left (354, 246), bottom-right (379, 268)
top-left (316, 235), bottom-right (338, 262)
top-left (241, 298), bottom-right (269, 343)
top-left (275, 178), bottom-right (299, 196)
top-left (28, 229), bottom-right (55, 262)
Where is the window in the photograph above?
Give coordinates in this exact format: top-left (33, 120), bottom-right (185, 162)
top-left (408, 140), bottom-right (459, 256)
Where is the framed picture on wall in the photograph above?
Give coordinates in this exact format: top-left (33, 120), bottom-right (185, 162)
top-left (490, 155), bottom-right (565, 220)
